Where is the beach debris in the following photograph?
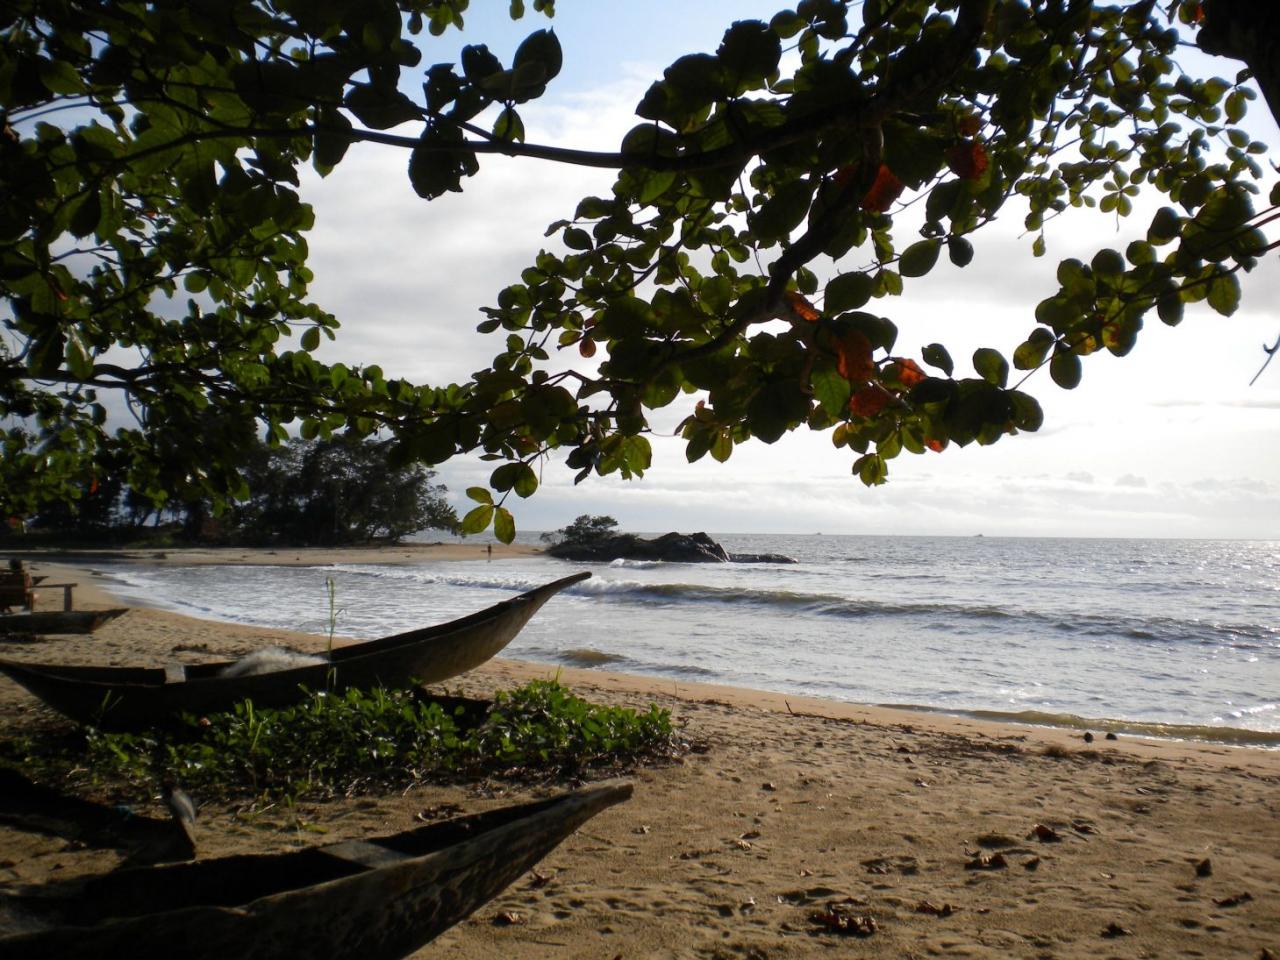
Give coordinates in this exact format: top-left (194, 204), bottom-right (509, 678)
top-left (739, 830), bottom-right (761, 841)
top-left (860, 854), bottom-right (919, 876)
top-left (798, 868), bottom-right (813, 877)
top-left (965, 852), bottom-right (1008, 870)
top-left (761, 782), bottom-right (777, 792)
top-left (1105, 732), bottom-right (1118, 740)
top-left (415, 802), bottom-right (464, 822)
top-left (528, 869), bottom-right (554, 889)
top-left (493, 910), bottom-right (526, 926)
top-left (1031, 823), bottom-right (1062, 843)
top-left (809, 902), bottom-right (877, 936)
top-left (1195, 858), bottom-right (1213, 877)
top-left (916, 900), bottom-right (957, 917)
top-left (739, 896), bottom-right (757, 914)
top-left (896, 745), bottom-right (912, 754)
top-left (633, 824), bottom-right (650, 835)
top-left (1101, 921), bottom-right (1132, 938)
top-left (1083, 732), bottom-right (1095, 743)
top-left (1023, 856), bottom-right (1041, 871)
top-left (914, 778), bottom-right (929, 788)
top-left (1259, 948), bottom-right (1277, 960)
top-left (733, 838), bottom-right (753, 850)
top-left (1213, 891), bottom-right (1253, 908)
top-left (1071, 819), bottom-right (1096, 835)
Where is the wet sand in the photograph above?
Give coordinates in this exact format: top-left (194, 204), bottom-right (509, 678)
top-left (1, 552), bottom-right (1277, 958)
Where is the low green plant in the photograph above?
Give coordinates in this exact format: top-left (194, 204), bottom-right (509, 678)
top-left (80, 680), bottom-right (677, 801)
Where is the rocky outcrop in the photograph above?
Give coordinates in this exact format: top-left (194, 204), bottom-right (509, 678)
top-left (547, 532), bottom-right (796, 564)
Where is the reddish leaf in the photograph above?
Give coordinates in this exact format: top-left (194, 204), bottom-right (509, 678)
top-left (785, 291), bottom-right (821, 323)
top-left (945, 140), bottom-right (989, 180)
top-left (848, 385), bottom-right (891, 418)
top-left (834, 330), bottom-right (874, 381)
top-left (579, 337), bottom-right (597, 358)
top-left (888, 357), bottom-right (926, 387)
top-left (860, 164), bottom-right (904, 213)
top-left (925, 437), bottom-right (946, 453)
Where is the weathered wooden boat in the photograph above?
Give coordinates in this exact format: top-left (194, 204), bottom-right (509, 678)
top-left (0, 779), bottom-right (631, 960)
top-left (0, 768), bottom-right (195, 865)
top-left (0, 609), bottom-right (126, 636)
top-left (0, 572), bottom-right (588, 729)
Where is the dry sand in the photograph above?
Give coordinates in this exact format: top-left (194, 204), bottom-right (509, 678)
top-left (1, 551), bottom-right (1277, 959)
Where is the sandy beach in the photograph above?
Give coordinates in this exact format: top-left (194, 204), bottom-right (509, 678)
top-left (1, 548), bottom-right (1277, 958)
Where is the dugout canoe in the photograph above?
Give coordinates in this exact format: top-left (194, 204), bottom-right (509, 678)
top-left (0, 779), bottom-right (631, 960)
top-left (0, 572), bottom-right (588, 729)
top-left (0, 609), bottom-right (126, 636)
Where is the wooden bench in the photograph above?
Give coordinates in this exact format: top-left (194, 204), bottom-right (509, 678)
top-left (38, 582), bottom-right (79, 611)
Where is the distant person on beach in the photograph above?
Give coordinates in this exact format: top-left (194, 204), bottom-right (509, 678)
top-left (487, 544), bottom-right (493, 561)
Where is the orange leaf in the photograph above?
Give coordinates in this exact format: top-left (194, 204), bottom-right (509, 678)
top-left (945, 140), bottom-right (989, 180)
top-left (834, 330), bottom-right (874, 381)
top-left (925, 437), bottom-right (947, 453)
top-left (848, 385), bottom-right (891, 418)
top-left (860, 164), bottom-right (905, 213)
top-left (578, 337), bottom-right (597, 358)
top-left (785, 291), bottom-right (821, 323)
top-left (889, 357), bottom-right (927, 387)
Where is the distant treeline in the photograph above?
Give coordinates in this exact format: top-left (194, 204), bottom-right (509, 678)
top-left (15, 436), bottom-right (459, 546)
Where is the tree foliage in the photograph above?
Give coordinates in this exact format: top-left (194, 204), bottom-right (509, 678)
top-left (541, 514), bottom-right (620, 545)
top-left (2, 0), bottom-right (1276, 541)
top-left (231, 435), bottom-right (460, 544)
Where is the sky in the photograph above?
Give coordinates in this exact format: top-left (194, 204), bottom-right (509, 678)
top-left (297, 2), bottom-right (1280, 539)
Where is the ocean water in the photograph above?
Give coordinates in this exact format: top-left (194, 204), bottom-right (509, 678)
top-left (99, 535), bottom-right (1280, 745)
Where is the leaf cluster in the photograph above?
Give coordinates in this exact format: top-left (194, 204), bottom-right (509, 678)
top-left (2, 0), bottom-right (1275, 541)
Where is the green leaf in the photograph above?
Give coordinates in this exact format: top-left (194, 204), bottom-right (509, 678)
top-left (717, 20), bottom-right (782, 90)
top-left (899, 239), bottom-right (941, 278)
top-left (493, 506), bottom-right (516, 544)
top-left (1013, 329), bottom-right (1054, 370)
top-left (513, 29), bottom-right (563, 82)
top-left (1206, 271), bottom-right (1240, 316)
top-left (922, 343), bottom-right (953, 375)
top-left (1050, 352), bottom-right (1082, 389)
top-left (462, 504), bottom-right (495, 535)
top-left (300, 327), bottom-right (321, 351)
top-left (947, 236), bottom-right (974, 267)
top-left (1008, 390), bottom-right (1043, 431)
top-left (882, 120), bottom-right (944, 189)
top-left (811, 364), bottom-right (852, 417)
top-left (466, 486), bottom-right (493, 504)
top-left (710, 431), bottom-right (733, 463)
top-left (972, 348), bottom-right (1009, 387)
top-left (853, 453), bottom-right (888, 485)
top-left (493, 106), bottom-right (525, 142)
top-left (752, 179), bottom-right (813, 241)
top-left (344, 82), bottom-right (421, 129)
top-left (824, 271), bottom-right (874, 311)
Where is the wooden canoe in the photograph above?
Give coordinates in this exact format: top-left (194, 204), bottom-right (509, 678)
top-left (0, 609), bottom-right (126, 636)
top-left (0, 572), bottom-right (588, 729)
top-left (0, 779), bottom-right (632, 960)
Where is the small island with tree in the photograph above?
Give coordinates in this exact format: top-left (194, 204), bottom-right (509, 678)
top-left (543, 515), bottom-right (796, 564)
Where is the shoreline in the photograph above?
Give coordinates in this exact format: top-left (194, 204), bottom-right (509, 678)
top-left (6, 548), bottom-right (1277, 752)
top-left (7, 550), bottom-right (1277, 759)
top-left (2, 552), bottom-right (1278, 957)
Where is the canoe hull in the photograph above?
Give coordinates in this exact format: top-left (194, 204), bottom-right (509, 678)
top-left (0, 573), bottom-right (588, 729)
top-left (0, 780), bottom-right (632, 960)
